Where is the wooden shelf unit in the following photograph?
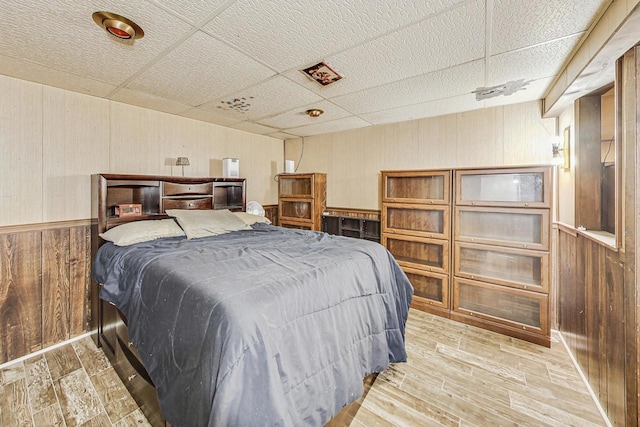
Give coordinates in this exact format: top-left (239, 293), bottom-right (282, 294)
top-left (381, 166), bottom-right (552, 346)
top-left (381, 170), bottom-right (452, 317)
top-left (451, 166), bottom-right (552, 346)
top-left (277, 173), bottom-right (327, 231)
top-left (322, 215), bottom-right (381, 242)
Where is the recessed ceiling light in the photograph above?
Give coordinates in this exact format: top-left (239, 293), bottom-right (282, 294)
top-left (92, 11), bottom-right (144, 40)
top-left (305, 109), bottom-right (324, 117)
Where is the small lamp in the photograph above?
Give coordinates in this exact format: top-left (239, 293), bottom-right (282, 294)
top-left (176, 157), bottom-right (190, 176)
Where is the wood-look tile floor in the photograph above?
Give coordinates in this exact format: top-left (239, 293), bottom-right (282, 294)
top-left (0, 309), bottom-right (607, 426)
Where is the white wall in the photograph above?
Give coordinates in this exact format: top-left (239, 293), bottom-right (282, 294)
top-left (285, 100), bottom-right (557, 210)
top-left (0, 74), bottom-right (283, 227)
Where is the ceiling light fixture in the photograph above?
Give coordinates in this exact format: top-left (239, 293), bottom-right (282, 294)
top-left (92, 11), bottom-right (144, 40)
top-left (305, 109), bottom-right (324, 118)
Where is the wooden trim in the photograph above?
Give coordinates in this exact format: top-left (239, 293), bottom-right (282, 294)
top-left (0, 219), bottom-right (93, 234)
top-left (323, 207), bottom-right (380, 220)
top-left (556, 221), bottom-right (579, 237)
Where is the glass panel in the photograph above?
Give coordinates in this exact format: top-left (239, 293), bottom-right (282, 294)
top-left (458, 282), bottom-right (541, 328)
top-left (459, 211), bottom-right (541, 244)
top-left (406, 272), bottom-right (443, 303)
top-left (280, 177), bottom-right (311, 196)
top-left (386, 238), bottom-right (443, 269)
top-left (387, 208), bottom-right (443, 234)
top-left (281, 201), bottom-right (311, 220)
top-left (458, 246), bottom-right (541, 287)
top-left (386, 175), bottom-right (444, 200)
top-left (460, 173), bottom-right (544, 203)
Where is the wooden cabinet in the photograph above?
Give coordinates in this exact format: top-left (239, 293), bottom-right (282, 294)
top-left (451, 166), bottom-right (552, 346)
top-left (381, 166), bottom-right (552, 346)
top-left (322, 215), bottom-right (380, 242)
top-left (381, 170), bottom-right (452, 316)
top-left (278, 173), bottom-right (326, 231)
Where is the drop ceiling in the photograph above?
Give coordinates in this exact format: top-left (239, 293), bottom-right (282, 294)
top-left (0, 0), bottom-right (611, 139)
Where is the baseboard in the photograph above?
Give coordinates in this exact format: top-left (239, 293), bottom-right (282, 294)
top-left (0, 332), bottom-right (92, 370)
top-left (554, 330), bottom-right (612, 427)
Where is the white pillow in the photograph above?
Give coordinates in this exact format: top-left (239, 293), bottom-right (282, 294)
top-left (233, 211), bottom-right (271, 225)
top-left (99, 219), bottom-right (185, 246)
top-left (166, 209), bottom-right (251, 239)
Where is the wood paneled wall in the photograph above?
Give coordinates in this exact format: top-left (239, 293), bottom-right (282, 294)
top-left (0, 222), bottom-right (91, 364)
top-left (284, 101), bottom-right (556, 210)
top-left (557, 229), bottom-right (629, 425)
top-left (0, 74), bottom-right (284, 228)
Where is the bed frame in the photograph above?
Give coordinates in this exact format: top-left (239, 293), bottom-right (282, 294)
top-left (91, 173), bottom-right (374, 426)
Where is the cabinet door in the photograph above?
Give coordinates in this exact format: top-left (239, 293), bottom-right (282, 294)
top-left (279, 199), bottom-right (313, 222)
top-left (455, 206), bottom-right (549, 250)
top-left (453, 277), bottom-right (549, 334)
top-left (279, 220), bottom-right (313, 230)
top-left (382, 170), bottom-right (450, 205)
top-left (279, 175), bottom-right (313, 197)
top-left (382, 235), bottom-right (449, 273)
top-left (454, 242), bottom-right (548, 293)
top-left (455, 167), bottom-right (551, 207)
top-left (383, 204), bottom-right (449, 239)
top-left (403, 267), bottom-right (449, 310)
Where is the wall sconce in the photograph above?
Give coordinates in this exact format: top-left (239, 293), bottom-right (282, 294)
top-left (176, 157), bottom-right (190, 176)
top-left (552, 127), bottom-right (570, 169)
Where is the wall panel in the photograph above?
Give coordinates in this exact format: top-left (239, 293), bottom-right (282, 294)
top-left (42, 87), bottom-right (110, 222)
top-left (0, 75), bottom-right (43, 226)
top-left (0, 231), bottom-right (42, 363)
top-left (285, 100), bottom-right (555, 210)
top-left (42, 228), bottom-right (70, 347)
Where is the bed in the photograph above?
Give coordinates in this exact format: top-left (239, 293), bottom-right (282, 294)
top-left (90, 173), bottom-right (413, 426)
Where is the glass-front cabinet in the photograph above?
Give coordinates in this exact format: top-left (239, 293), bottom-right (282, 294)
top-left (451, 165), bottom-right (552, 347)
top-left (381, 170), bottom-right (452, 316)
top-left (383, 170), bottom-right (451, 204)
top-left (455, 167), bottom-right (551, 208)
top-left (278, 173), bottom-right (326, 230)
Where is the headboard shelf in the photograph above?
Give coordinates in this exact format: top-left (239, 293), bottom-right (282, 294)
top-left (93, 174), bottom-right (247, 233)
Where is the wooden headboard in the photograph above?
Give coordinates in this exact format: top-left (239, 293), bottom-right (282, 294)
top-left (94, 173), bottom-right (247, 235)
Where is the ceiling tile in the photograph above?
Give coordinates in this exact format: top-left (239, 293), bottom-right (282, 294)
top-left (282, 0), bottom-right (486, 98)
top-left (230, 121), bottom-right (280, 135)
top-left (180, 107), bottom-right (243, 127)
top-left (199, 76), bottom-right (323, 120)
top-left (126, 31), bottom-right (276, 106)
top-left (109, 88), bottom-right (192, 114)
top-left (491, 0), bottom-right (605, 54)
top-left (257, 100), bottom-right (352, 129)
top-left (0, 54), bottom-right (116, 97)
top-left (203, 0), bottom-right (469, 72)
top-left (488, 35), bottom-right (582, 86)
top-left (0, 0), bottom-right (194, 86)
top-left (284, 116), bottom-right (372, 137)
top-left (360, 93), bottom-right (483, 125)
top-left (147, 0), bottom-right (230, 25)
top-left (483, 77), bottom-right (554, 108)
top-left (331, 60), bottom-right (484, 115)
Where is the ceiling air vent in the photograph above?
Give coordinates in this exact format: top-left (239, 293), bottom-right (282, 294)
top-left (300, 61), bottom-right (343, 86)
top-left (473, 79), bottom-right (529, 101)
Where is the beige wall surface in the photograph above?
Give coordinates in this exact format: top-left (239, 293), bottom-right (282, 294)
top-left (285, 100), bottom-right (556, 210)
top-left (556, 105), bottom-right (576, 226)
top-left (0, 74), bottom-right (283, 227)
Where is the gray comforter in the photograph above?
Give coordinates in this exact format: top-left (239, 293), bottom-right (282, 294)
top-left (93, 223), bottom-right (413, 426)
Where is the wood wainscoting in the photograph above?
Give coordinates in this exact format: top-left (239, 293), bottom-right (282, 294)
top-left (556, 225), bottom-right (631, 425)
top-left (0, 221), bottom-right (92, 365)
